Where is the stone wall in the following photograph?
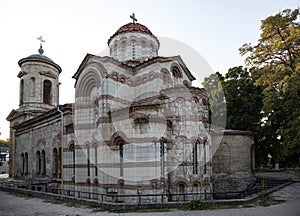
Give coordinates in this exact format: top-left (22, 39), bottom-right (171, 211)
top-left (211, 130), bottom-right (255, 198)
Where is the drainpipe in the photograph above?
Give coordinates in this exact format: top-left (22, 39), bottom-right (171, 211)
top-left (57, 105), bottom-right (64, 195)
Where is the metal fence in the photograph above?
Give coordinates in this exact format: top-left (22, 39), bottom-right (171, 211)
top-left (0, 178), bottom-right (290, 204)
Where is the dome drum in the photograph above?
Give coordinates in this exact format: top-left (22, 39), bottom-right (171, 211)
top-left (108, 23), bottom-right (160, 63)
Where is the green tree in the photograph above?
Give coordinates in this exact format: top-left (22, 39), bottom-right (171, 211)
top-left (223, 66), bottom-right (263, 131)
top-left (0, 139), bottom-right (9, 148)
top-left (202, 72), bottom-right (226, 129)
top-left (239, 9), bottom-right (300, 166)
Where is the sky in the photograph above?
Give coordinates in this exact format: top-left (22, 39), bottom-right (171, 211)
top-left (0, 0), bottom-right (299, 139)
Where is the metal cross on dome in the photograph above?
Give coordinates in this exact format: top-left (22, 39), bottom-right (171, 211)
top-left (37, 36), bottom-right (45, 45)
top-left (130, 13), bottom-right (137, 23)
top-left (37, 36), bottom-right (45, 55)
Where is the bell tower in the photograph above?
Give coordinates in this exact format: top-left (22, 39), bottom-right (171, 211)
top-left (16, 36), bottom-right (61, 119)
top-left (7, 37), bottom-right (62, 177)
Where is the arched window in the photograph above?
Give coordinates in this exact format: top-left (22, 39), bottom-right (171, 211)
top-left (121, 40), bottom-right (126, 48)
top-left (192, 142), bottom-right (199, 174)
top-left (58, 147), bottom-right (62, 178)
top-left (178, 183), bottom-right (185, 193)
top-left (94, 145), bottom-right (98, 176)
top-left (119, 142), bottom-right (124, 177)
top-left (178, 182), bottom-right (186, 201)
top-left (161, 68), bottom-right (171, 87)
top-left (113, 136), bottom-right (124, 177)
top-left (20, 79), bottom-right (24, 105)
top-left (87, 146), bottom-right (90, 177)
top-left (203, 141), bottom-right (207, 174)
top-left (172, 66), bottom-right (182, 79)
top-left (21, 153), bottom-right (24, 175)
top-left (150, 44), bottom-right (154, 57)
top-left (160, 141), bottom-right (165, 177)
top-left (53, 148), bottom-right (58, 177)
top-left (114, 43), bottom-right (118, 59)
top-left (43, 80), bottom-right (52, 105)
top-left (25, 152), bottom-right (28, 175)
top-left (141, 40), bottom-right (146, 48)
top-left (69, 144), bottom-right (75, 178)
top-left (36, 151), bottom-right (41, 174)
top-left (30, 77), bottom-right (35, 97)
top-left (41, 150), bottom-right (46, 175)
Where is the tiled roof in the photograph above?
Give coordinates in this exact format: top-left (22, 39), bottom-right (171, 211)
top-left (108, 22), bottom-right (158, 44)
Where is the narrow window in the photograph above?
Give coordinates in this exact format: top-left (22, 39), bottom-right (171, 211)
top-left (192, 143), bottom-right (198, 174)
top-left (25, 152), bottom-right (28, 175)
top-left (119, 143), bottom-right (124, 177)
top-left (87, 147), bottom-right (90, 177)
top-left (58, 147), bottom-right (62, 178)
top-left (20, 79), bottom-right (24, 104)
top-left (204, 141), bottom-right (207, 174)
top-left (150, 44), bottom-right (154, 57)
top-left (114, 44), bottom-right (118, 59)
top-left (21, 153), bottom-right (24, 175)
top-left (53, 148), bottom-right (58, 177)
top-left (43, 80), bottom-right (52, 104)
top-left (37, 151), bottom-right (41, 174)
top-left (73, 147), bottom-right (75, 177)
top-left (41, 150), bottom-right (46, 175)
top-left (69, 144), bottom-right (75, 177)
top-left (30, 77), bottom-right (35, 97)
top-left (114, 137), bottom-right (124, 178)
top-left (94, 145), bottom-right (98, 176)
top-left (160, 141), bottom-right (165, 177)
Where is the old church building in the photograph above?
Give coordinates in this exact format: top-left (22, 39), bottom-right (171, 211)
top-left (7, 16), bottom-right (255, 202)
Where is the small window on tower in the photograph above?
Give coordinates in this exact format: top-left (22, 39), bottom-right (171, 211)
top-left (30, 77), bottom-right (35, 97)
top-left (114, 44), bottom-right (118, 58)
top-left (43, 80), bottom-right (52, 105)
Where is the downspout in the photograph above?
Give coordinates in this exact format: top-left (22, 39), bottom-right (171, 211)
top-left (57, 105), bottom-right (64, 195)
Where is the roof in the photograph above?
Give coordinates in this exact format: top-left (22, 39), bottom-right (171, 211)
top-left (73, 54), bottom-right (196, 86)
top-left (18, 54), bottom-right (62, 73)
top-left (27, 54), bottom-right (53, 62)
top-left (107, 22), bottom-right (159, 46)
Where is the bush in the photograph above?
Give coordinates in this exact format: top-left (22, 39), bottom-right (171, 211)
top-left (185, 200), bottom-right (205, 210)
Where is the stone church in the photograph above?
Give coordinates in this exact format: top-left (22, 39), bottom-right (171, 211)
top-left (7, 17), bottom-right (255, 202)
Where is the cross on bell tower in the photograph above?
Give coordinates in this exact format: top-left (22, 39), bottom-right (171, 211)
top-left (37, 36), bottom-right (46, 55)
top-left (130, 13), bottom-right (137, 23)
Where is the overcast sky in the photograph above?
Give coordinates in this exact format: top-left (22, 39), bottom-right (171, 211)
top-left (0, 0), bottom-right (298, 139)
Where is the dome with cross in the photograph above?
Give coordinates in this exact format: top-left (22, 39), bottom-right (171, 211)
top-left (108, 14), bottom-right (160, 63)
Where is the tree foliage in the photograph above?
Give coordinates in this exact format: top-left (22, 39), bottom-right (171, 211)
top-left (223, 66), bottom-right (263, 131)
top-left (239, 9), bottom-right (300, 73)
top-left (203, 67), bottom-right (263, 131)
top-left (0, 139), bottom-right (9, 148)
top-left (239, 8), bottom-right (300, 165)
top-left (202, 72), bottom-right (226, 128)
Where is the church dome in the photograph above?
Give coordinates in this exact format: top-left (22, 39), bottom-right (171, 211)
top-left (107, 22), bottom-right (159, 46)
top-left (26, 53), bottom-right (53, 62)
top-left (108, 15), bottom-right (160, 63)
top-left (18, 47), bottom-right (61, 73)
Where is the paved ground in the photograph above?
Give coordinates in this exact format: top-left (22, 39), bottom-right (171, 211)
top-left (0, 183), bottom-right (300, 216)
